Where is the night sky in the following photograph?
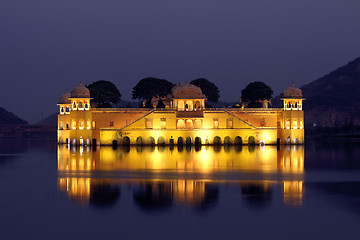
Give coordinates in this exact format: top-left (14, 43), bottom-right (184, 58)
top-left (1, 0), bottom-right (360, 123)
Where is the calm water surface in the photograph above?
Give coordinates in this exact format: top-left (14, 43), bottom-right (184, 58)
top-left (1, 138), bottom-right (360, 239)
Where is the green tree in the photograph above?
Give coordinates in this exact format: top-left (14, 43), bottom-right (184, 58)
top-left (87, 80), bottom-right (121, 108)
top-left (190, 78), bottom-right (220, 102)
top-left (241, 82), bottom-right (273, 108)
top-left (132, 77), bottom-right (174, 102)
top-left (144, 99), bottom-right (154, 108)
top-left (156, 98), bottom-right (165, 108)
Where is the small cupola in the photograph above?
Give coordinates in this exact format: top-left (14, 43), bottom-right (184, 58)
top-left (282, 83), bottom-right (305, 110)
top-left (70, 82), bottom-right (91, 111)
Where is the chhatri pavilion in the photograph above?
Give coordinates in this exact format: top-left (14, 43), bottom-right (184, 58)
top-left (57, 83), bottom-right (305, 146)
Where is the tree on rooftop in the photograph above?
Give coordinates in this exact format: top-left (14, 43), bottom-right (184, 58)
top-left (241, 82), bottom-right (273, 108)
top-left (87, 80), bottom-right (121, 108)
top-left (144, 99), bottom-right (154, 108)
top-left (190, 78), bottom-right (220, 102)
top-left (132, 77), bottom-right (174, 103)
top-left (156, 98), bottom-right (165, 108)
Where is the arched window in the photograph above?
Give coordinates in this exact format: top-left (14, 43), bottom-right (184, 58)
top-left (65, 107), bottom-right (70, 113)
top-left (60, 107), bottom-right (64, 113)
top-left (286, 120), bottom-right (290, 129)
top-left (294, 102), bottom-right (298, 108)
top-left (194, 119), bottom-right (202, 129)
top-left (186, 100), bottom-right (193, 111)
top-left (78, 102), bottom-right (83, 109)
top-left (287, 102), bottom-right (291, 108)
top-left (73, 102), bottom-right (77, 109)
top-left (87, 120), bottom-right (91, 130)
top-left (79, 120), bottom-right (85, 130)
top-left (186, 119), bottom-right (193, 129)
top-left (85, 102), bottom-right (89, 109)
top-left (194, 101), bottom-right (201, 111)
top-left (177, 119), bottom-right (185, 129)
top-left (71, 120), bottom-right (76, 130)
top-left (178, 100), bottom-right (184, 111)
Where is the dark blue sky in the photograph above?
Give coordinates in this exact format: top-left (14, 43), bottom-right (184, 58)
top-left (1, 0), bottom-right (360, 123)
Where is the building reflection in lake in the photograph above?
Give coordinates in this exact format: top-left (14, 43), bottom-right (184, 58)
top-left (57, 145), bottom-right (304, 208)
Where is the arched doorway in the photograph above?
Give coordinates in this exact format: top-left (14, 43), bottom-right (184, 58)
top-left (122, 136), bottom-right (130, 146)
top-left (213, 136), bottom-right (221, 145)
top-left (158, 136), bottom-right (165, 146)
top-left (234, 136), bottom-right (242, 145)
top-left (195, 137), bottom-right (202, 146)
top-left (224, 136), bottom-right (232, 146)
top-left (248, 136), bottom-right (255, 145)
top-left (177, 137), bottom-right (184, 146)
top-left (286, 136), bottom-right (291, 144)
top-left (112, 140), bottom-right (118, 148)
top-left (147, 137), bottom-right (155, 145)
top-left (186, 137), bottom-right (192, 146)
top-left (136, 137), bottom-right (143, 145)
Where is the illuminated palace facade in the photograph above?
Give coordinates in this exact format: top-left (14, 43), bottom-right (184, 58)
top-left (57, 83), bottom-right (305, 146)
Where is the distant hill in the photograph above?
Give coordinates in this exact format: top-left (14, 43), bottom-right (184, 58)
top-left (38, 112), bottom-right (57, 126)
top-left (0, 106), bottom-right (27, 125)
top-left (273, 57), bottom-right (360, 127)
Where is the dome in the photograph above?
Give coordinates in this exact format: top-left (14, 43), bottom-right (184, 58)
top-left (172, 83), bottom-right (206, 99)
top-left (283, 83), bottom-right (303, 98)
top-left (59, 91), bottom-right (71, 104)
top-left (71, 83), bottom-right (90, 98)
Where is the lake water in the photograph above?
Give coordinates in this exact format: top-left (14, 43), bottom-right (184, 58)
top-left (1, 138), bottom-right (360, 239)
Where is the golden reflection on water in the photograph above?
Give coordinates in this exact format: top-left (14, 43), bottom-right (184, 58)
top-left (58, 145), bottom-right (304, 172)
top-left (57, 145), bottom-right (304, 207)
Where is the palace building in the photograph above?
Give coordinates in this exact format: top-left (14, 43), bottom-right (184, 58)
top-left (57, 83), bottom-right (305, 146)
